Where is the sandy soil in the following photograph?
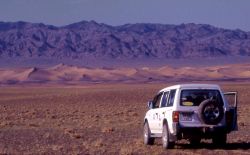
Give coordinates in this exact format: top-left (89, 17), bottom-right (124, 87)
top-left (0, 83), bottom-right (250, 154)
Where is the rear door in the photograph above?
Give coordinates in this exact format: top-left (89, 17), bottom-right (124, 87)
top-left (156, 91), bottom-right (169, 132)
top-left (223, 92), bottom-right (238, 131)
top-left (149, 92), bottom-right (163, 133)
top-left (157, 89), bottom-right (176, 132)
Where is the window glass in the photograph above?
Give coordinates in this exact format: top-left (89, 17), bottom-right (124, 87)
top-left (180, 89), bottom-right (222, 106)
top-left (160, 91), bottom-right (169, 107)
top-left (167, 89), bottom-right (176, 107)
top-left (153, 93), bottom-right (163, 108)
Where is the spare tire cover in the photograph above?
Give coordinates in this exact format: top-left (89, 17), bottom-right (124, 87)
top-left (198, 99), bottom-right (224, 125)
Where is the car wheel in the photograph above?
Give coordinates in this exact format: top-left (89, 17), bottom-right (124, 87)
top-left (198, 99), bottom-right (224, 125)
top-left (212, 134), bottom-right (227, 147)
top-left (143, 122), bottom-right (155, 145)
top-left (162, 123), bottom-right (174, 149)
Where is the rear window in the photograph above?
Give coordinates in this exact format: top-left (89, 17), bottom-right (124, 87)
top-left (180, 89), bottom-right (223, 106)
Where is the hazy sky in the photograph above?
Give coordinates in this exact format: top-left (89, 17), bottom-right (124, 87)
top-left (0, 0), bottom-right (250, 31)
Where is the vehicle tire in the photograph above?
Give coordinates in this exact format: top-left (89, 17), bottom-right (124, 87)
top-left (212, 134), bottom-right (227, 147)
top-left (162, 123), bottom-right (174, 149)
top-left (143, 122), bottom-right (155, 145)
top-left (198, 99), bottom-right (224, 125)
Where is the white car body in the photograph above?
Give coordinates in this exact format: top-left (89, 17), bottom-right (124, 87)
top-left (144, 84), bottom-right (238, 148)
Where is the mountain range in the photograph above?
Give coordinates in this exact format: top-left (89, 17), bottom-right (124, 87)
top-left (0, 20), bottom-right (250, 60)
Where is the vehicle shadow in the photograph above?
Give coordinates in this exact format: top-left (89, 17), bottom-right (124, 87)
top-left (176, 142), bottom-right (250, 150)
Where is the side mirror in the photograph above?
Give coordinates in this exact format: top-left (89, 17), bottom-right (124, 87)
top-left (147, 101), bottom-right (153, 109)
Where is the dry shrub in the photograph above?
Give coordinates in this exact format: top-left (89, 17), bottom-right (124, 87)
top-left (92, 139), bottom-right (104, 147)
top-left (133, 138), bottom-right (143, 146)
top-left (43, 132), bottom-right (50, 139)
top-left (119, 145), bottom-right (134, 155)
top-left (128, 112), bottom-right (139, 117)
top-left (71, 133), bottom-right (82, 139)
top-left (51, 115), bottom-right (56, 119)
top-left (101, 127), bottom-right (115, 133)
top-left (64, 128), bottom-right (74, 134)
top-left (51, 145), bottom-right (63, 151)
top-left (28, 123), bottom-right (39, 127)
top-left (63, 128), bottom-right (82, 139)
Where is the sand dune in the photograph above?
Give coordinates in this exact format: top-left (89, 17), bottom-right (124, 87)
top-left (0, 63), bottom-right (250, 84)
top-left (0, 67), bottom-right (36, 82)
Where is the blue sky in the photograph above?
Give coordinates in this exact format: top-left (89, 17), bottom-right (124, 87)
top-left (0, 0), bottom-right (249, 31)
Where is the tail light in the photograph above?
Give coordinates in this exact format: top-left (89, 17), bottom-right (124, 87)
top-left (172, 111), bottom-right (179, 122)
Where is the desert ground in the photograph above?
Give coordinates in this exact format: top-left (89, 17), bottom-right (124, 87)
top-left (0, 83), bottom-right (250, 154)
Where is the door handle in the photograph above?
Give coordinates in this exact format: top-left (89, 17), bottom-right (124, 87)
top-left (162, 112), bottom-right (165, 117)
top-left (155, 113), bottom-right (158, 119)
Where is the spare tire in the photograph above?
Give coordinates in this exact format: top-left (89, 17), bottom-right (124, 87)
top-left (198, 99), bottom-right (224, 125)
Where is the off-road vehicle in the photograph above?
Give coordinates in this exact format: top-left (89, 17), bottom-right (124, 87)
top-left (143, 84), bottom-right (237, 149)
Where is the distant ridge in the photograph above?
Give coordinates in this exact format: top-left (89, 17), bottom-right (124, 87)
top-left (0, 20), bottom-right (250, 60)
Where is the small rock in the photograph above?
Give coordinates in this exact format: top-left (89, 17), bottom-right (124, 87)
top-left (239, 122), bottom-right (245, 126)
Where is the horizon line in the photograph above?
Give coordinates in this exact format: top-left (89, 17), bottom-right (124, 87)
top-left (0, 20), bottom-right (248, 32)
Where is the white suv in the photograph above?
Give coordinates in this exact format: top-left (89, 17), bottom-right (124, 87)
top-left (143, 84), bottom-right (238, 149)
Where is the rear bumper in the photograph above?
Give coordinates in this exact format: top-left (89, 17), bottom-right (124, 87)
top-left (171, 124), bottom-right (227, 140)
top-left (183, 126), bottom-right (227, 139)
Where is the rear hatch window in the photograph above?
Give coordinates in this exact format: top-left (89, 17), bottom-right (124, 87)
top-left (180, 89), bottom-right (223, 106)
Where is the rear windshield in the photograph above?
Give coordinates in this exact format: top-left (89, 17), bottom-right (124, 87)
top-left (180, 89), bottom-right (223, 106)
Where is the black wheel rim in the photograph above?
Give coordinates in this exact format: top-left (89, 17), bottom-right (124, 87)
top-left (203, 104), bottom-right (220, 121)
